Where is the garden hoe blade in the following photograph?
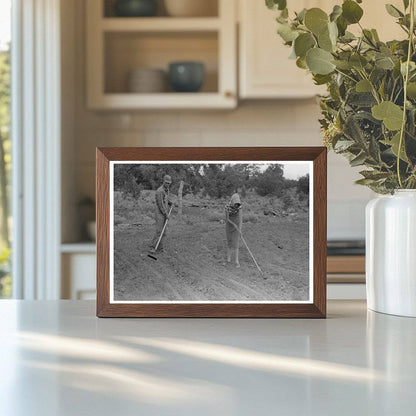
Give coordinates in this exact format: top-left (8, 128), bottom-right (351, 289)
top-left (147, 252), bottom-right (157, 261)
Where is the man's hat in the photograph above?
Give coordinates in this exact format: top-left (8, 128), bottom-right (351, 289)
top-left (163, 174), bottom-right (172, 184)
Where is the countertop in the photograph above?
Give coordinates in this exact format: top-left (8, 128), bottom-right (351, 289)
top-left (0, 300), bottom-right (415, 415)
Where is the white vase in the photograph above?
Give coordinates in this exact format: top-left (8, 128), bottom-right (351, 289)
top-left (366, 190), bottom-right (416, 317)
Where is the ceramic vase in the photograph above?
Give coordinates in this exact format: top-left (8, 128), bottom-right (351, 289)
top-left (168, 62), bottom-right (205, 92)
top-left (366, 190), bottom-right (416, 317)
top-left (114, 0), bottom-right (158, 17)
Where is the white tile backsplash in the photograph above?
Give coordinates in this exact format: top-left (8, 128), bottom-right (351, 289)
top-left (73, 102), bottom-right (373, 240)
top-left (328, 199), bottom-right (368, 240)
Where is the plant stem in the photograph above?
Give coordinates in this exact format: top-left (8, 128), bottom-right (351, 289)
top-left (397, 0), bottom-right (415, 188)
top-left (334, 68), bottom-right (357, 83)
top-left (358, 69), bottom-right (380, 104)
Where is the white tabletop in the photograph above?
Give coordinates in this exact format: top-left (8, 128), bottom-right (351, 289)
top-left (0, 300), bottom-right (415, 416)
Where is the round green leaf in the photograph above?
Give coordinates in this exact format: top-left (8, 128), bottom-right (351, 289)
top-left (333, 59), bottom-right (353, 70)
top-left (407, 82), bottom-right (416, 99)
top-left (266, 0), bottom-right (287, 11)
top-left (304, 8), bottom-right (329, 35)
top-left (313, 74), bottom-right (331, 85)
top-left (296, 57), bottom-right (307, 69)
top-left (385, 4), bottom-right (403, 18)
top-left (371, 101), bottom-right (403, 131)
top-left (350, 53), bottom-right (368, 69)
top-left (356, 79), bottom-right (372, 92)
top-left (317, 22), bottom-right (338, 52)
top-left (342, 0), bottom-right (363, 24)
top-left (318, 32), bottom-right (333, 52)
top-left (382, 132), bottom-right (409, 162)
top-left (277, 23), bottom-right (299, 42)
top-left (375, 56), bottom-right (395, 70)
top-left (336, 15), bottom-right (348, 35)
top-left (294, 33), bottom-right (315, 57)
top-left (306, 48), bottom-right (335, 75)
top-left (330, 5), bottom-right (342, 22)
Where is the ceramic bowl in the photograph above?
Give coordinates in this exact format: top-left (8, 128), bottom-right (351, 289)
top-left (168, 62), bottom-right (205, 93)
top-left (164, 0), bottom-right (217, 17)
top-left (127, 68), bottom-right (167, 93)
top-left (114, 0), bottom-right (158, 17)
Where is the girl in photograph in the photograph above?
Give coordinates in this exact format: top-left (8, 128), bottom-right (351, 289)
top-left (225, 192), bottom-right (243, 268)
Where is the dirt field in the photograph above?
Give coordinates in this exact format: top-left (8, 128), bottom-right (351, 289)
top-left (113, 191), bottom-right (310, 302)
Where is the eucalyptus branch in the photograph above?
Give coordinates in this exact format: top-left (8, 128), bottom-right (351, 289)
top-left (397, 0), bottom-right (415, 188)
top-left (390, 79), bottom-right (398, 101)
top-left (393, 86), bottom-right (404, 103)
top-left (358, 69), bottom-right (381, 104)
top-left (358, 22), bottom-right (378, 49)
top-left (267, 0), bottom-right (416, 193)
top-left (334, 68), bottom-right (358, 83)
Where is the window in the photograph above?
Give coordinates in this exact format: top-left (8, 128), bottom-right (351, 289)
top-left (0, 0), bottom-right (11, 298)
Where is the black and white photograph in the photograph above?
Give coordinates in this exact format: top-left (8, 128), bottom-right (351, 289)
top-left (110, 161), bottom-right (313, 303)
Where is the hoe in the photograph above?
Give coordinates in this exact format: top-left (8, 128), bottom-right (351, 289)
top-left (148, 205), bottom-right (173, 260)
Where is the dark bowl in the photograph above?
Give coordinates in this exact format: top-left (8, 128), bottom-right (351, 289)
top-left (114, 0), bottom-right (158, 17)
top-left (168, 62), bottom-right (205, 93)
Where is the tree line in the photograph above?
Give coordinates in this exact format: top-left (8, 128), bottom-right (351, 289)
top-left (114, 163), bottom-right (309, 199)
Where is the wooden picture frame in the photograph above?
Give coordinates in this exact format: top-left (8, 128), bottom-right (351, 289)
top-left (96, 147), bottom-right (327, 318)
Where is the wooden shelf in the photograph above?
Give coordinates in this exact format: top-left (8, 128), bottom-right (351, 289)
top-left (89, 92), bottom-right (235, 110)
top-left (61, 242), bottom-right (96, 254)
top-left (86, 0), bottom-right (237, 110)
top-left (101, 17), bottom-right (221, 32)
top-left (327, 256), bottom-right (365, 274)
top-left (327, 256), bottom-right (366, 283)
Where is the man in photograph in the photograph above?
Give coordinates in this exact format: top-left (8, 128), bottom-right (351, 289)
top-left (150, 175), bottom-right (172, 253)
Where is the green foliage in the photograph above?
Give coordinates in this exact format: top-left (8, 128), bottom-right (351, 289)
top-left (115, 164), bottom-right (305, 200)
top-left (297, 174), bottom-right (310, 195)
top-left (266, 0), bottom-right (286, 11)
top-left (306, 48), bottom-right (335, 74)
top-left (266, 0), bottom-right (416, 193)
top-left (252, 164), bottom-right (285, 196)
top-left (342, 0), bottom-right (363, 24)
top-left (371, 101), bottom-right (403, 130)
top-left (0, 49), bottom-right (10, 125)
top-left (304, 8), bottom-right (329, 35)
top-left (0, 45), bottom-right (11, 298)
top-left (0, 246), bottom-right (11, 298)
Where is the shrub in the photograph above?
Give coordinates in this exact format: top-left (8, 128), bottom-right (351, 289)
top-left (282, 194), bottom-right (293, 211)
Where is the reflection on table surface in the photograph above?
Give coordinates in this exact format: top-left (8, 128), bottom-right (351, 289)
top-left (0, 300), bottom-right (415, 416)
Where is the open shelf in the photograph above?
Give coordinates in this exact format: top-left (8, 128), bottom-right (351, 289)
top-left (103, 0), bottom-right (219, 18)
top-left (104, 31), bottom-right (219, 94)
top-left (101, 17), bottom-right (221, 32)
top-left (90, 92), bottom-right (235, 109)
top-left (86, 0), bottom-right (237, 109)
top-left (61, 242), bottom-right (96, 254)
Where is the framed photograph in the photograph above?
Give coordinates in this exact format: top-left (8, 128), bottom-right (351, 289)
top-left (96, 147), bottom-right (327, 318)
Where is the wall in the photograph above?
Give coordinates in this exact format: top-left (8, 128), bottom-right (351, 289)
top-left (61, 0), bottom-right (374, 243)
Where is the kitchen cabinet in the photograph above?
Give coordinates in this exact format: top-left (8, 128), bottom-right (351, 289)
top-left (86, 0), bottom-right (237, 109)
top-left (239, 0), bottom-right (323, 99)
top-left (61, 244), bottom-right (96, 300)
top-left (238, 0), bottom-right (404, 99)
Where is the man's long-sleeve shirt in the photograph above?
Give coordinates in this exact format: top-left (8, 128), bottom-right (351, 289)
top-left (155, 186), bottom-right (170, 217)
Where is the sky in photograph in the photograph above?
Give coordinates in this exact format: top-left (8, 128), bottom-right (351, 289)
top-left (255, 163), bottom-right (310, 180)
top-left (282, 163), bottom-right (310, 180)
top-left (0, 0), bottom-right (11, 50)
